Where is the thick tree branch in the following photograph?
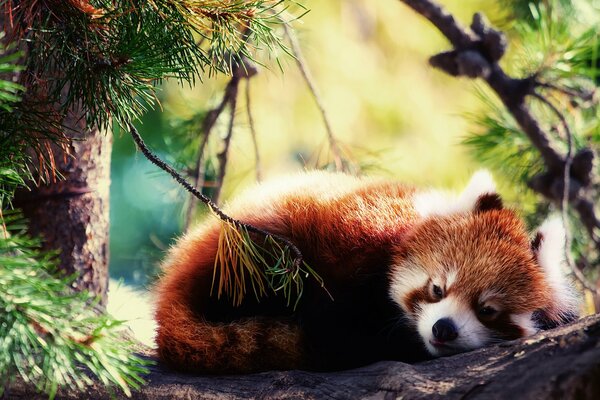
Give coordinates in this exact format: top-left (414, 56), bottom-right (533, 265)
top-left (400, 0), bottom-right (474, 48)
top-left (9, 314), bottom-right (600, 399)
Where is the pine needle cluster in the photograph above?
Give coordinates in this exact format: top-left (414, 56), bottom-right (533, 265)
top-left (0, 214), bottom-right (149, 398)
top-left (212, 221), bottom-right (326, 309)
top-left (1, 34), bottom-right (151, 397)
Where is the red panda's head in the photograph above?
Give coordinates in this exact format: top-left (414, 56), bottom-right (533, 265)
top-left (389, 171), bottom-right (579, 357)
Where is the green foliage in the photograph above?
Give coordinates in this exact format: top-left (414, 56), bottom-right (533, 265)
top-left (505, 1), bottom-right (599, 83)
top-left (0, 214), bottom-right (149, 399)
top-left (0, 43), bottom-right (24, 111)
top-left (10, 0), bottom-right (304, 129)
top-left (0, 37), bottom-right (27, 208)
top-left (464, 94), bottom-right (545, 184)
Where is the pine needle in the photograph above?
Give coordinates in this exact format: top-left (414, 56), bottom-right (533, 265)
top-left (0, 217), bottom-right (150, 398)
top-left (211, 219), bottom-right (329, 309)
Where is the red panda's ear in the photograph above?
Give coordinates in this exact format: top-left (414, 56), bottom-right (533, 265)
top-left (531, 231), bottom-right (543, 252)
top-left (474, 193), bottom-right (503, 213)
top-left (531, 217), bottom-right (580, 326)
top-left (413, 170), bottom-right (497, 217)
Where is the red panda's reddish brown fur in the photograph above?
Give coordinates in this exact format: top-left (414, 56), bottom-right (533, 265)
top-left (154, 171), bottom-right (578, 373)
top-left (156, 173), bottom-right (417, 372)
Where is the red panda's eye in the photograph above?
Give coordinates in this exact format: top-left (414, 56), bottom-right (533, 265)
top-left (478, 306), bottom-right (497, 317)
top-left (432, 284), bottom-right (443, 299)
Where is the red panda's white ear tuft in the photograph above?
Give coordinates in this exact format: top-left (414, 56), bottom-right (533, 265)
top-left (413, 170), bottom-right (497, 217)
top-left (532, 216), bottom-right (580, 325)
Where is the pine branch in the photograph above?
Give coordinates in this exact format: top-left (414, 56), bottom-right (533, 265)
top-left (537, 82), bottom-right (596, 103)
top-left (0, 34), bottom-right (70, 190)
top-left (0, 217), bottom-right (149, 398)
top-left (3, 0), bottom-right (307, 130)
top-left (397, 0), bottom-right (600, 278)
top-left (128, 122), bottom-right (328, 308)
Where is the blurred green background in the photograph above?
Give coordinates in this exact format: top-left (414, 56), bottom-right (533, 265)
top-left (108, 0), bottom-right (513, 286)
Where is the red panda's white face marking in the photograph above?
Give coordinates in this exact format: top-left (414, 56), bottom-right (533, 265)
top-left (511, 312), bottom-right (537, 337)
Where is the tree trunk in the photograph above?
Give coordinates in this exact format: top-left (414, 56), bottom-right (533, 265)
top-left (14, 113), bottom-right (112, 305)
top-left (8, 313), bottom-right (600, 399)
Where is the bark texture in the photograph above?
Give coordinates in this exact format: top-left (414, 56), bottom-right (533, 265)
top-left (8, 313), bottom-right (600, 399)
top-left (14, 113), bottom-right (111, 305)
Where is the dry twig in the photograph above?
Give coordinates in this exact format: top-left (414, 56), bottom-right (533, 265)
top-left (183, 77), bottom-right (240, 231)
top-left (281, 21), bottom-right (347, 172)
top-left (213, 78), bottom-right (239, 205)
top-left (531, 92), bottom-right (599, 294)
top-left (245, 80), bottom-right (262, 182)
top-left (184, 55), bottom-right (259, 230)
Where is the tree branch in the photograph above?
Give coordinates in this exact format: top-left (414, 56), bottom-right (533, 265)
top-left (213, 77), bottom-right (239, 205)
top-left (397, 0), bottom-right (600, 285)
top-left (128, 123), bottom-right (305, 283)
top-left (9, 314), bottom-right (600, 399)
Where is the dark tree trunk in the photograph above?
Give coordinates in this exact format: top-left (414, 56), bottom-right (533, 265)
top-left (14, 112), bottom-right (112, 305)
top-left (8, 313), bottom-right (600, 399)
top-left (4, 8), bottom-right (113, 305)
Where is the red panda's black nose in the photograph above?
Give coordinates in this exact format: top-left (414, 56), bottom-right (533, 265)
top-left (432, 318), bottom-right (458, 342)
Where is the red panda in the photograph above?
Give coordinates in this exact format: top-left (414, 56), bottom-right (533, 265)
top-left (154, 170), bottom-right (579, 373)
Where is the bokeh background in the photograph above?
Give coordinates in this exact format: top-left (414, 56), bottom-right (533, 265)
top-left (108, 0), bottom-right (521, 286)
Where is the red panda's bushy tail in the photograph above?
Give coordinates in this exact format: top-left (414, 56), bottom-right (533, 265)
top-left (155, 301), bottom-right (304, 373)
top-left (154, 223), bottom-right (305, 374)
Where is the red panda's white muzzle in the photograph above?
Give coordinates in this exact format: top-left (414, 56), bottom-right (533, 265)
top-left (416, 295), bottom-right (491, 356)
